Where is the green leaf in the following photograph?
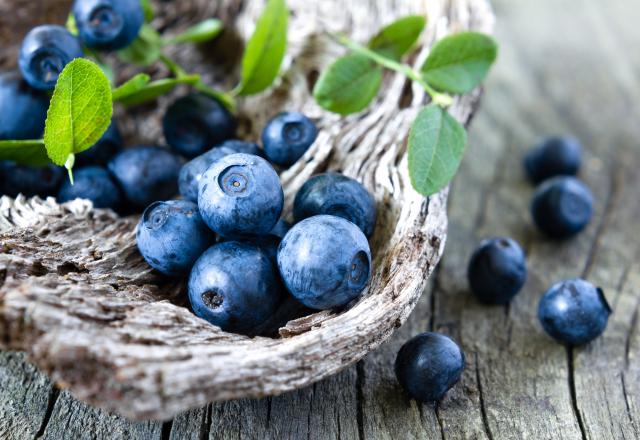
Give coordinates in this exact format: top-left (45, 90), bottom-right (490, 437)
top-left (368, 15), bottom-right (426, 60)
top-left (43, 59), bottom-right (113, 167)
top-left (421, 31), bottom-right (498, 94)
top-left (164, 19), bottom-right (223, 45)
top-left (117, 25), bottom-right (162, 66)
top-left (235, 0), bottom-right (288, 96)
top-left (66, 14), bottom-right (78, 36)
top-left (140, 0), bottom-right (154, 22)
top-left (114, 75), bottom-right (199, 107)
top-left (0, 140), bottom-right (50, 166)
top-left (313, 54), bottom-right (382, 115)
top-left (408, 104), bottom-right (467, 196)
top-left (194, 81), bottom-right (236, 112)
top-left (112, 73), bottom-right (151, 101)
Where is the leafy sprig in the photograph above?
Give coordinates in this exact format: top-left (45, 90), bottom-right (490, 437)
top-left (313, 17), bottom-right (498, 196)
top-left (0, 0), bottom-right (289, 181)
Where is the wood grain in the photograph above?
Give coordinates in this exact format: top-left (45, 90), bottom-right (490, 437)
top-left (2, 0), bottom-right (640, 438)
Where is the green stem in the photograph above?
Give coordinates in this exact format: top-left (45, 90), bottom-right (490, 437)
top-left (159, 54), bottom-right (188, 78)
top-left (334, 34), bottom-right (453, 107)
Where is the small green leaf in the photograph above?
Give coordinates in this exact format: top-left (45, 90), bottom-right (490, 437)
top-left (165, 19), bottom-right (223, 45)
top-left (421, 32), bottom-right (498, 94)
top-left (117, 25), bottom-right (162, 66)
top-left (66, 14), bottom-right (78, 36)
top-left (368, 15), bottom-right (426, 60)
top-left (112, 73), bottom-right (151, 101)
top-left (408, 104), bottom-right (467, 196)
top-left (235, 0), bottom-right (288, 96)
top-left (0, 140), bottom-right (50, 166)
top-left (313, 54), bottom-right (382, 115)
top-left (43, 59), bottom-right (113, 166)
top-left (115, 75), bottom-right (199, 107)
top-left (140, 0), bottom-right (154, 22)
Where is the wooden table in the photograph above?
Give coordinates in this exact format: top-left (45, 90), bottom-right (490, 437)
top-left (2, 0), bottom-right (639, 438)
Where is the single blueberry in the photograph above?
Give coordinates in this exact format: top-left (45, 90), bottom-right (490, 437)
top-left (524, 136), bottom-right (582, 184)
top-left (0, 71), bottom-right (49, 140)
top-left (198, 153), bottom-right (284, 238)
top-left (73, 0), bottom-right (144, 51)
top-left (57, 166), bottom-right (122, 209)
top-left (0, 162), bottom-right (63, 198)
top-left (294, 172), bottom-right (377, 237)
top-left (531, 176), bottom-right (594, 239)
top-left (467, 237), bottom-right (527, 305)
top-left (219, 139), bottom-right (266, 158)
top-left (178, 146), bottom-right (235, 202)
top-left (277, 215), bottom-right (371, 310)
top-left (188, 241), bottom-right (283, 334)
top-left (395, 332), bottom-right (465, 403)
top-left (75, 120), bottom-right (123, 166)
top-left (163, 93), bottom-right (236, 158)
top-left (538, 279), bottom-right (611, 346)
top-left (19, 25), bottom-right (84, 91)
top-left (262, 112), bottom-right (318, 167)
top-left (108, 146), bottom-right (182, 210)
top-left (137, 200), bottom-right (215, 276)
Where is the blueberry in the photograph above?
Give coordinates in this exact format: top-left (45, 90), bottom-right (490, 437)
top-left (524, 136), bottom-right (582, 184)
top-left (219, 139), bottom-right (266, 158)
top-left (163, 93), bottom-right (236, 158)
top-left (0, 71), bottom-right (49, 140)
top-left (294, 172), bottom-right (377, 237)
top-left (249, 218), bottom-right (292, 263)
top-left (467, 237), bottom-right (527, 305)
top-left (0, 162), bottom-right (63, 198)
top-left (198, 153), bottom-right (284, 238)
top-left (75, 120), bottom-right (123, 166)
top-left (395, 332), bottom-right (465, 403)
top-left (188, 241), bottom-right (283, 334)
top-left (57, 166), bottom-right (122, 209)
top-left (136, 200), bottom-right (215, 276)
top-left (538, 279), bottom-right (611, 346)
top-left (108, 146), bottom-right (182, 210)
top-left (531, 176), bottom-right (594, 239)
top-left (277, 215), bottom-right (371, 310)
top-left (19, 25), bottom-right (84, 91)
top-left (178, 146), bottom-right (235, 202)
top-left (73, 0), bottom-right (144, 51)
top-left (262, 112), bottom-right (318, 167)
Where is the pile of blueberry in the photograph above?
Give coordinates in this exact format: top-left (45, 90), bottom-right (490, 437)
top-left (395, 136), bottom-right (612, 404)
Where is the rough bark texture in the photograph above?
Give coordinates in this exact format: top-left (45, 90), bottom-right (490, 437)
top-left (0, 0), bottom-right (493, 422)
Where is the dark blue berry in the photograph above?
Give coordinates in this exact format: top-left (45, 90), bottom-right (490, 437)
top-left (531, 176), bottom-right (594, 239)
top-left (188, 241), bottom-right (283, 334)
top-left (538, 279), bottom-right (611, 346)
top-left (58, 166), bottom-right (122, 209)
top-left (277, 215), bottom-right (371, 310)
top-left (178, 146), bottom-right (235, 202)
top-left (19, 25), bottom-right (84, 91)
top-left (163, 93), bottom-right (236, 158)
top-left (467, 237), bottom-right (527, 305)
top-left (136, 200), bottom-right (215, 276)
top-left (73, 0), bottom-right (144, 51)
top-left (0, 71), bottom-right (49, 140)
top-left (198, 153), bottom-right (283, 238)
top-left (75, 120), bottom-right (123, 166)
top-left (108, 146), bottom-right (182, 210)
top-left (0, 162), bottom-right (63, 198)
top-left (294, 172), bottom-right (377, 237)
top-left (524, 136), bottom-right (582, 184)
top-left (395, 332), bottom-right (465, 403)
top-left (262, 112), bottom-right (318, 167)
top-left (219, 139), bottom-right (265, 158)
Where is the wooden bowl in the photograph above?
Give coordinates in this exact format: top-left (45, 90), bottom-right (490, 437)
top-left (0, 0), bottom-right (494, 420)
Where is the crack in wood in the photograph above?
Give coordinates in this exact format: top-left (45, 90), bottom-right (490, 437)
top-left (198, 404), bottom-right (212, 440)
top-left (160, 419), bottom-right (173, 440)
top-left (474, 353), bottom-right (494, 440)
top-left (356, 362), bottom-right (365, 440)
top-left (567, 348), bottom-right (588, 440)
top-left (34, 385), bottom-right (60, 439)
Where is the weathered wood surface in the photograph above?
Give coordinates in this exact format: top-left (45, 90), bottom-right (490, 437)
top-left (0, 0), bottom-right (492, 422)
top-left (1, 0), bottom-right (640, 439)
